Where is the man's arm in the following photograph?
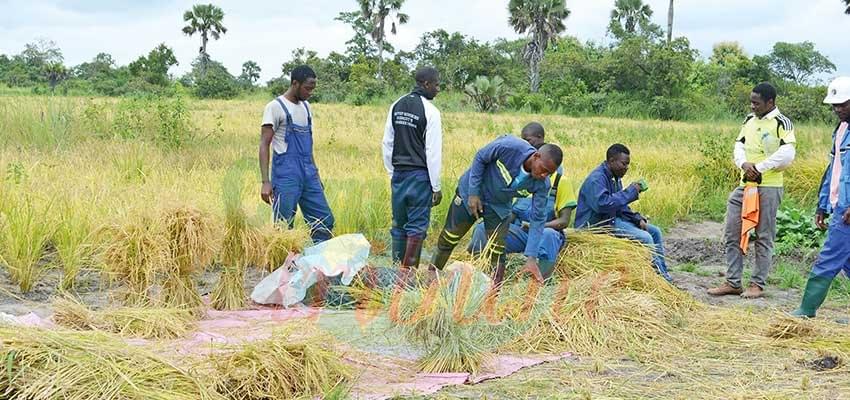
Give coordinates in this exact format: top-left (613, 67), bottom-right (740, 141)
top-left (589, 174), bottom-right (640, 215)
top-left (756, 121), bottom-right (796, 173)
top-left (381, 107), bottom-right (395, 177)
top-left (467, 139), bottom-right (504, 197)
top-left (545, 207), bottom-right (574, 231)
top-left (424, 105), bottom-right (442, 193)
top-left (259, 125), bottom-right (275, 204)
top-left (523, 188), bottom-right (549, 258)
top-left (619, 206), bottom-right (645, 227)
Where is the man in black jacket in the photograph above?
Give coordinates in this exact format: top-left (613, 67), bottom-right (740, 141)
top-left (382, 67), bottom-right (443, 278)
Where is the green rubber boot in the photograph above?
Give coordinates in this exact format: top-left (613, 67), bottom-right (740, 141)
top-left (790, 274), bottom-right (834, 318)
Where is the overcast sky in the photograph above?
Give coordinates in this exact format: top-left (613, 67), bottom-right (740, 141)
top-left (1, 0), bottom-right (847, 83)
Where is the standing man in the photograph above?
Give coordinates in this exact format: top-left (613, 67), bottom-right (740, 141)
top-left (708, 83), bottom-right (796, 299)
top-left (259, 65), bottom-right (335, 243)
top-left (791, 77), bottom-right (850, 318)
top-left (431, 135), bottom-right (563, 285)
top-left (574, 144), bottom-right (672, 282)
top-left (382, 67), bottom-right (443, 275)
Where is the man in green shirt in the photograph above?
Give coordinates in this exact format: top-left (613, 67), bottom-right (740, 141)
top-left (708, 82), bottom-right (796, 299)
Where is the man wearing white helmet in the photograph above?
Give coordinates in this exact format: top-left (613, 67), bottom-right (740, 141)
top-left (792, 76), bottom-right (850, 318)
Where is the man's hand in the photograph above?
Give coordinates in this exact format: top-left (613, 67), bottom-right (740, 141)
top-left (639, 219), bottom-right (648, 231)
top-left (260, 182), bottom-right (274, 205)
top-left (432, 190), bottom-right (443, 207)
top-left (815, 210), bottom-right (828, 230)
top-left (628, 182), bottom-right (642, 193)
top-left (521, 221), bottom-right (530, 232)
top-left (468, 195), bottom-right (484, 219)
top-left (521, 257), bottom-right (544, 283)
top-left (742, 162), bottom-right (761, 182)
top-left (844, 208), bottom-right (850, 225)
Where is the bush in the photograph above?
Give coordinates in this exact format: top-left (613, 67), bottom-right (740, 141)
top-left (464, 76), bottom-right (509, 112)
top-left (194, 67), bottom-right (239, 99)
top-left (779, 84), bottom-right (834, 124)
top-left (775, 204), bottom-right (826, 254)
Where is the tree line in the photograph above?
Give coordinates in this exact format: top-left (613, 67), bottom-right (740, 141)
top-left (0, 0), bottom-right (846, 123)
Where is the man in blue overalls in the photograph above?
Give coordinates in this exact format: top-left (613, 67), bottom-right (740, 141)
top-left (792, 77), bottom-right (850, 318)
top-left (431, 136), bottom-right (563, 285)
top-left (259, 65), bottom-right (334, 243)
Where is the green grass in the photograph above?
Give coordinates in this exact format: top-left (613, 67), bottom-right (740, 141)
top-left (768, 262), bottom-right (807, 290)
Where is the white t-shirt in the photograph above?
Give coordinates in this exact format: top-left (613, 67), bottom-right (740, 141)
top-left (262, 96), bottom-right (310, 154)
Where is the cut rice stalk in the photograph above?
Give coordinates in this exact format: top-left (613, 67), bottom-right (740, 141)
top-left (161, 205), bottom-right (219, 311)
top-left (99, 212), bottom-right (167, 307)
top-left (252, 223), bottom-right (310, 271)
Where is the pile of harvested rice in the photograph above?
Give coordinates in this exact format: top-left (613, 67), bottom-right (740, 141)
top-left (390, 264), bottom-right (493, 373)
top-left (0, 324), bottom-right (221, 400)
top-left (205, 328), bottom-right (351, 399)
top-left (555, 229), bottom-right (694, 309)
top-left (53, 296), bottom-right (196, 339)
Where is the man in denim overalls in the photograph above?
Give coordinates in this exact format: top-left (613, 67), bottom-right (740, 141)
top-left (792, 77), bottom-right (850, 318)
top-left (259, 65), bottom-right (334, 243)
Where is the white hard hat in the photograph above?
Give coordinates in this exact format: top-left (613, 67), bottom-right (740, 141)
top-left (823, 76), bottom-right (850, 104)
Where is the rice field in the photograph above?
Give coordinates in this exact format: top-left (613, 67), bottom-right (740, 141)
top-left (0, 94), bottom-right (846, 399)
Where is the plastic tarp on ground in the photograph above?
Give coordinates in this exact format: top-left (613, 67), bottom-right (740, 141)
top-left (251, 233), bottom-right (370, 307)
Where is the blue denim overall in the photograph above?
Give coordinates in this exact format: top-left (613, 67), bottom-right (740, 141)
top-left (271, 98), bottom-right (334, 242)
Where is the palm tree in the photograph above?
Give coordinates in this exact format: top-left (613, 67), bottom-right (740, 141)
top-left (182, 4), bottom-right (227, 63)
top-left (358, 0), bottom-right (409, 77)
top-left (610, 0), bottom-right (653, 35)
top-left (43, 62), bottom-right (67, 93)
top-left (666, 0), bottom-right (674, 43)
top-left (508, 0), bottom-right (570, 93)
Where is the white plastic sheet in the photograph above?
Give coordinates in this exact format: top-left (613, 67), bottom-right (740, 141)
top-left (251, 233), bottom-right (371, 307)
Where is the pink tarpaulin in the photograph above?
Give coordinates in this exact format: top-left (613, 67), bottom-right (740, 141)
top-left (349, 352), bottom-right (572, 399)
top-left (5, 304), bottom-right (573, 399)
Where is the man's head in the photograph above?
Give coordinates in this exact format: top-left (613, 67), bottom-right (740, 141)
top-left (823, 76), bottom-right (850, 122)
top-left (750, 82), bottom-right (777, 118)
top-left (605, 143), bottom-right (631, 179)
top-left (290, 65), bottom-right (317, 101)
top-left (521, 122), bottom-right (545, 149)
top-left (526, 143), bottom-right (563, 180)
top-left (415, 67), bottom-right (440, 100)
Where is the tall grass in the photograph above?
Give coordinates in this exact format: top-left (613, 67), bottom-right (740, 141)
top-left (0, 193), bottom-right (54, 293)
top-left (53, 198), bottom-right (96, 290)
top-left (0, 95), bottom-right (837, 295)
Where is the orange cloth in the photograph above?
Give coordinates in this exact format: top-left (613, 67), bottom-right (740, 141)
top-left (740, 183), bottom-right (760, 254)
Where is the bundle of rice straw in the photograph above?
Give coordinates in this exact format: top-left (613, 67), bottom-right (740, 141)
top-left (205, 328), bottom-right (351, 399)
top-left (210, 206), bottom-right (254, 311)
top-left (251, 223), bottom-right (310, 271)
top-left (390, 263), bottom-right (493, 373)
top-left (52, 296), bottom-right (197, 339)
top-left (766, 314), bottom-right (817, 339)
top-left (0, 324), bottom-right (221, 400)
top-left (555, 229), bottom-right (694, 309)
top-left (502, 272), bottom-right (678, 356)
top-left (161, 206), bottom-right (219, 311)
top-left (99, 212), bottom-right (167, 306)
